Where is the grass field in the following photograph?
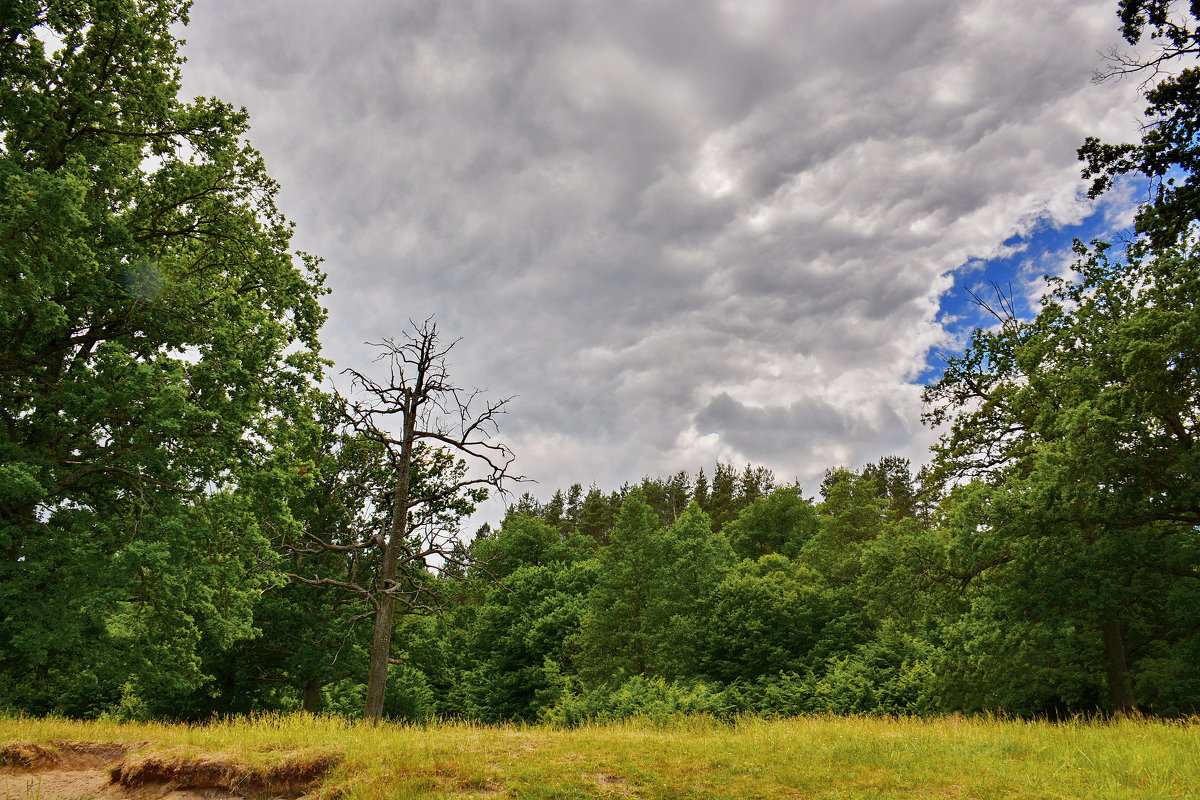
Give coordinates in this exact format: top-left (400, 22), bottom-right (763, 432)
top-left (1, 713), bottom-right (1197, 799)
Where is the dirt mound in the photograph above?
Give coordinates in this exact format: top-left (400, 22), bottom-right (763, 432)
top-left (0, 742), bottom-right (338, 800)
top-left (1, 741), bottom-right (138, 800)
top-left (0, 741), bottom-right (136, 771)
top-left (110, 749), bottom-right (340, 798)
top-left (0, 743), bottom-right (57, 771)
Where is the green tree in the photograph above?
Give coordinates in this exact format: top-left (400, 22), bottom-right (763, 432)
top-left (575, 496), bottom-right (733, 684)
top-left (562, 483), bottom-right (584, 532)
top-left (574, 493), bottom-right (663, 683)
top-left (541, 489), bottom-right (566, 531)
top-left (575, 485), bottom-right (620, 545)
top-left (1079, 0), bottom-right (1200, 250)
top-left (692, 468), bottom-right (710, 511)
top-left (702, 555), bottom-right (846, 682)
top-left (723, 487), bottom-right (819, 561)
top-left (801, 468), bottom-right (889, 585)
top-left (236, 419), bottom-right (394, 716)
top-left (472, 512), bottom-right (594, 580)
top-left (459, 515), bottom-right (596, 721)
top-left (708, 462), bottom-right (739, 530)
top-left (738, 465), bottom-right (776, 505)
top-left (923, 240), bottom-right (1200, 713)
top-left (658, 502), bottom-right (737, 676)
top-left (861, 456), bottom-right (918, 522)
top-left (0, 0), bottom-right (327, 715)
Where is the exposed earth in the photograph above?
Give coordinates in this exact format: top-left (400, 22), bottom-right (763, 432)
top-left (0, 742), bottom-right (335, 800)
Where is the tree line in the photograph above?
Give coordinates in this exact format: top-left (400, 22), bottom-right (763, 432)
top-left (1, 0), bottom-right (1198, 721)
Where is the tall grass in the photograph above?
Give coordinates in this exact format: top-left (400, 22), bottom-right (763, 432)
top-left (2, 713), bottom-right (1196, 799)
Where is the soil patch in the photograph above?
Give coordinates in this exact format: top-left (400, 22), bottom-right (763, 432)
top-left (0, 742), bottom-right (338, 800)
top-left (1, 742), bottom-right (136, 772)
top-left (2, 767), bottom-right (114, 800)
top-left (1, 742), bottom-right (138, 800)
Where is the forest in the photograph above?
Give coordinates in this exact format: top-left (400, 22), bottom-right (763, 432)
top-left (2, 0), bottom-right (1199, 725)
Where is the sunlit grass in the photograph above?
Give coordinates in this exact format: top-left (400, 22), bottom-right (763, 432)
top-left (2, 713), bottom-right (1197, 799)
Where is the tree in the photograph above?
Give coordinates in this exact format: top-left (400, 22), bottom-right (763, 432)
top-left (575, 496), bottom-right (734, 684)
top-left (329, 320), bottom-right (518, 722)
top-left (574, 493), bottom-right (663, 683)
top-left (0, 0), bottom-right (327, 714)
top-left (708, 462), bottom-right (739, 530)
top-left (692, 468), bottom-right (710, 511)
top-left (801, 468), bottom-right (891, 585)
top-left (860, 456), bottom-right (919, 522)
top-left (575, 485), bottom-right (620, 545)
top-left (1079, 0), bottom-right (1200, 249)
top-left (562, 483), bottom-right (584, 533)
top-left (458, 514), bottom-right (596, 721)
top-left (219, 412), bottom-right (392, 716)
top-left (657, 502), bottom-right (737, 676)
top-left (927, 242), bottom-right (1200, 533)
top-left (640, 470), bottom-right (692, 525)
top-left (738, 464), bottom-right (776, 505)
top-left (723, 487), bottom-right (819, 561)
top-left (923, 240), bottom-right (1200, 713)
top-left (921, 0), bottom-right (1200, 713)
top-left (702, 555), bottom-right (841, 682)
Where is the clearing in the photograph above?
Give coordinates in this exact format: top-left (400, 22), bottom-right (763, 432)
top-left (1, 713), bottom-right (1196, 799)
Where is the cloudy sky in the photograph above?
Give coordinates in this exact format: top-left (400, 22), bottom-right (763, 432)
top-left (180, 0), bottom-right (1148, 503)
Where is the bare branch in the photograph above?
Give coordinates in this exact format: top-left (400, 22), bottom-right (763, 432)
top-left (291, 319), bottom-right (525, 721)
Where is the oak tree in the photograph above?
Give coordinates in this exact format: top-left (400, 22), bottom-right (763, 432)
top-left (1080, 0), bottom-right (1200, 248)
top-left (0, 0), bottom-right (327, 713)
top-left (923, 241), bottom-right (1200, 713)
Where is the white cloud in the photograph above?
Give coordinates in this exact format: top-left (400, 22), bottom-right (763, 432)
top-left (180, 0), bottom-right (1145, 500)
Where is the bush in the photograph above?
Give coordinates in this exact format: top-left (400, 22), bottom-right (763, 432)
top-left (384, 665), bottom-right (437, 722)
top-left (541, 675), bottom-right (732, 727)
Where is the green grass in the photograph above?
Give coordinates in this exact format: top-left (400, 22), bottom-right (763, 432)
top-left (2, 713), bottom-right (1197, 799)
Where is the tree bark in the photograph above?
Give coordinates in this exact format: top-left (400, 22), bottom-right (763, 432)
top-left (1102, 615), bottom-right (1137, 715)
top-left (363, 412), bottom-right (416, 722)
top-left (302, 676), bottom-right (323, 714)
top-left (344, 323), bottom-right (514, 722)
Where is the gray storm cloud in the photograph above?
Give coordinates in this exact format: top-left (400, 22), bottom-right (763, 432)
top-left (181, 0), bottom-right (1144, 497)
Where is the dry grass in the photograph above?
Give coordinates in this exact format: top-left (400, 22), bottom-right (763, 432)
top-left (1, 713), bottom-right (1197, 799)
top-left (109, 748), bottom-right (340, 797)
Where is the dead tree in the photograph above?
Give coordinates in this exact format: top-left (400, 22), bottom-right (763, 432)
top-left (296, 319), bottom-right (518, 722)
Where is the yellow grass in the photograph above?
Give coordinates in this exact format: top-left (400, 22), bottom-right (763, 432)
top-left (2, 713), bottom-right (1197, 799)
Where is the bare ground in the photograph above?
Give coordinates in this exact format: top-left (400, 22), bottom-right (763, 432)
top-left (0, 742), bottom-right (337, 800)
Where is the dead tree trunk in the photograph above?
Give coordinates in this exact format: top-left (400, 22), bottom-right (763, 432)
top-left (363, 380), bottom-right (417, 721)
top-left (333, 319), bottom-right (518, 724)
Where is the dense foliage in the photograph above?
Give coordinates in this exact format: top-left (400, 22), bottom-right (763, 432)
top-left (0, 0), bottom-right (328, 717)
top-left (2, 1), bottom-right (1198, 721)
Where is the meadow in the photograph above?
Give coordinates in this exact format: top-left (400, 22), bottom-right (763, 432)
top-left (2, 713), bottom-right (1197, 800)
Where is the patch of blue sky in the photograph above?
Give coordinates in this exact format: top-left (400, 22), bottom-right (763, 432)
top-left (917, 174), bottom-right (1147, 385)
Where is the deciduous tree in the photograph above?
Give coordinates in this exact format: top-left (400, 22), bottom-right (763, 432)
top-left (1080, 0), bottom-right (1200, 248)
top-left (576, 496), bottom-right (734, 684)
top-left (0, 0), bottom-right (327, 714)
top-left (923, 241), bottom-right (1200, 713)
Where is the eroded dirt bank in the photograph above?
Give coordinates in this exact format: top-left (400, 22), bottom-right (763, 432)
top-left (0, 741), bottom-right (339, 800)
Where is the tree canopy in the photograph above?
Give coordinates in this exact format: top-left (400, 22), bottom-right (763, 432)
top-left (4, 0), bottom-right (1200, 722)
top-left (0, 0), bottom-right (328, 714)
top-left (1081, 0), bottom-right (1200, 248)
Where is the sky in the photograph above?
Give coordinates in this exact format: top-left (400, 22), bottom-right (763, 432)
top-left (178, 0), bottom-right (1150, 505)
